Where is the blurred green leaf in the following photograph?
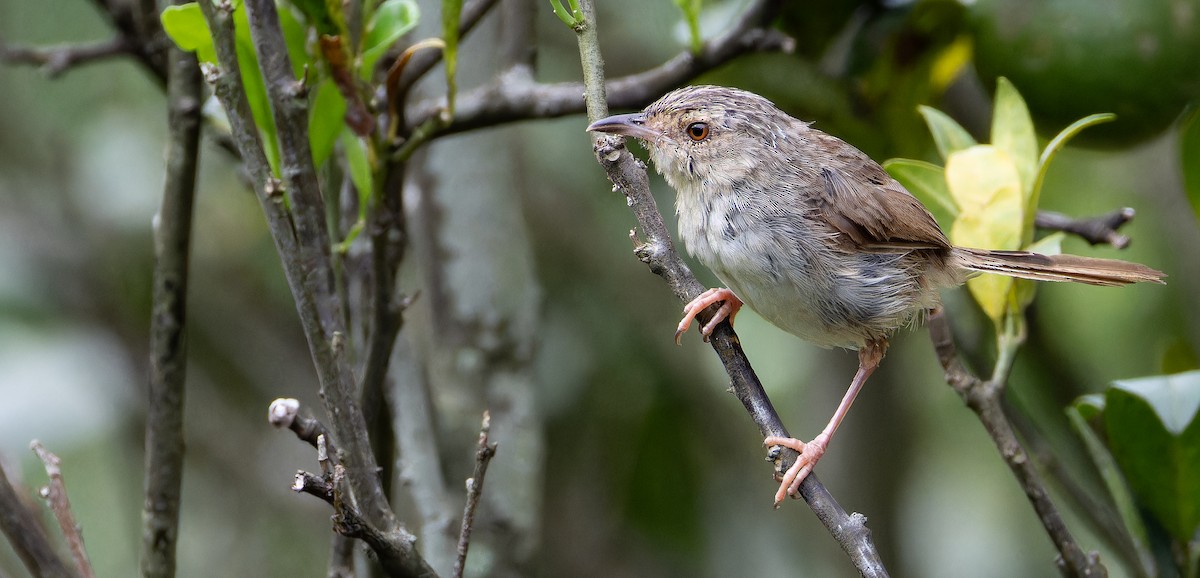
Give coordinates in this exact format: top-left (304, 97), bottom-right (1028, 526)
top-left (1074, 393), bottom-right (1105, 420)
top-left (1181, 102), bottom-right (1200, 222)
top-left (946, 145), bottom-right (1023, 324)
top-left (342, 126), bottom-right (374, 204)
top-left (231, 3), bottom-right (281, 175)
top-left (287, 0), bottom-right (338, 35)
top-left (361, 0), bottom-right (419, 79)
top-left (161, 3), bottom-right (216, 63)
top-left (1067, 401), bottom-right (1157, 577)
top-left (1106, 370), bottom-right (1200, 544)
top-left (919, 105), bottom-right (977, 161)
top-left (278, 4), bottom-right (312, 79)
top-left (990, 77), bottom-right (1038, 239)
top-left (672, 0), bottom-right (702, 53)
top-left (442, 0), bottom-right (463, 115)
top-left (309, 79), bottom-right (346, 167)
top-left (883, 158), bottom-right (958, 230)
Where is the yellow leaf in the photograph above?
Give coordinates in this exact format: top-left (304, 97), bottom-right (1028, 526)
top-left (946, 145), bottom-right (1024, 324)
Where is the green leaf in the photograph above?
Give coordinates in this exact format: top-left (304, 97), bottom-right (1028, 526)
top-left (231, 3), bottom-right (280, 175)
top-left (945, 145), bottom-right (1024, 324)
top-left (918, 105), bottom-right (977, 161)
top-left (1067, 402), bottom-right (1157, 577)
top-left (1181, 102), bottom-right (1200, 222)
top-left (1106, 370), bottom-right (1200, 544)
top-left (1031, 113), bottom-right (1117, 218)
top-left (550, 0), bottom-right (583, 28)
top-left (309, 79), bottom-right (347, 167)
top-left (278, 4), bottom-right (312, 79)
top-left (990, 78), bottom-right (1038, 239)
top-left (441, 0), bottom-right (463, 115)
top-left (361, 0), bottom-right (419, 79)
top-left (672, 0), bottom-right (702, 53)
top-left (341, 126), bottom-right (374, 205)
top-left (161, 3), bottom-right (216, 63)
top-left (883, 158), bottom-right (958, 231)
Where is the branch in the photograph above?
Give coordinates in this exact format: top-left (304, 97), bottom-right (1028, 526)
top-left (0, 37), bottom-right (133, 77)
top-left (402, 0), bottom-right (793, 139)
top-left (269, 398), bottom-right (341, 463)
top-left (574, 1), bottom-right (887, 576)
top-left (1035, 208), bottom-right (1136, 249)
top-left (31, 442), bottom-right (96, 578)
top-left (452, 412), bottom-right (497, 578)
top-left (140, 23), bottom-right (203, 578)
top-left (0, 461), bottom-right (75, 578)
top-left (926, 311), bottom-right (1108, 577)
top-left (199, 2), bottom-right (433, 575)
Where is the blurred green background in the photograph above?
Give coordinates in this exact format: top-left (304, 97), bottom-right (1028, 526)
top-left (1, 0), bottom-right (1197, 576)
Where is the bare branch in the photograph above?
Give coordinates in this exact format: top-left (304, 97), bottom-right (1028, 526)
top-left (1035, 208), bottom-right (1136, 249)
top-left (926, 310), bottom-right (1108, 577)
top-left (0, 462), bottom-right (75, 578)
top-left (31, 442), bottom-right (96, 578)
top-left (268, 398), bottom-right (341, 463)
top-left (403, 0), bottom-right (793, 139)
top-left (574, 1), bottom-right (887, 576)
top-left (140, 24), bottom-right (203, 578)
top-left (452, 412), bottom-right (498, 578)
top-left (0, 37), bottom-right (133, 77)
top-left (199, 2), bottom-right (432, 574)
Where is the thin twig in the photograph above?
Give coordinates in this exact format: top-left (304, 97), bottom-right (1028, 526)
top-left (31, 441), bottom-right (96, 578)
top-left (1035, 208), bottom-right (1135, 249)
top-left (268, 398), bottom-right (341, 463)
top-left (573, 1), bottom-right (887, 576)
top-left (0, 37), bottom-right (133, 77)
top-left (927, 310), bottom-right (1107, 577)
top-left (0, 462), bottom-right (74, 578)
top-left (452, 412), bottom-right (498, 578)
top-left (140, 20), bottom-right (203, 578)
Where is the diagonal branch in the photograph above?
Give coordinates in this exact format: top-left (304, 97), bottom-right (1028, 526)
top-left (31, 442), bottom-right (96, 578)
top-left (927, 310), bottom-right (1107, 577)
top-left (0, 462), bottom-right (75, 578)
top-left (574, 1), bottom-right (887, 576)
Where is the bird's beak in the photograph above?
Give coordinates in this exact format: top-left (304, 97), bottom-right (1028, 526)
top-left (587, 113), bottom-right (658, 141)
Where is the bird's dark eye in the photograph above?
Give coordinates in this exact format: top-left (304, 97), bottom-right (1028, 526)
top-left (686, 122), bottom-right (710, 142)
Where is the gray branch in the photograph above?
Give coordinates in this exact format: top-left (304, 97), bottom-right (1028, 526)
top-left (140, 12), bottom-right (203, 577)
top-left (927, 310), bottom-right (1108, 577)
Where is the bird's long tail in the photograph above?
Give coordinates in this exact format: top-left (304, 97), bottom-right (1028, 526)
top-left (952, 247), bottom-right (1165, 286)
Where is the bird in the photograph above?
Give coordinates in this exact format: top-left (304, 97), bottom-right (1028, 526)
top-left (586, 85), bottom-right (1165, 506)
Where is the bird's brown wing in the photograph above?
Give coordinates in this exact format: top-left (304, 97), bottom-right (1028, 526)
top-left (815, 149), bottom-right (951, 251)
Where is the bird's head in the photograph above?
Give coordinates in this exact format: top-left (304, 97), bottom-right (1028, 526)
top-left (587, 85), bottom-right (795, 192)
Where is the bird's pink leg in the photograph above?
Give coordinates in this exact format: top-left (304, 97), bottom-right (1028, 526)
top-left (674, 288), bottom-right (743, 344)
top-left (764, 338), bottom-right (888, 507)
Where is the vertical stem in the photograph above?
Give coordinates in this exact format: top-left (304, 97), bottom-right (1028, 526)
top-left (140, 8), bottom-right (203, 577)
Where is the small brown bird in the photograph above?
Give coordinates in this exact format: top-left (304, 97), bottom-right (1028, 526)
top-left (588, 85), bottom-right (1164, 506)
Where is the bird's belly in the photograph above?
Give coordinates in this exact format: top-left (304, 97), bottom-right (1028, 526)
top-left (682, 209), bottom-right (932, 349)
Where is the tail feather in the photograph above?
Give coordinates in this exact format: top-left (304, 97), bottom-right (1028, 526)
top-left (953, 248), bottom-right (1165, 287)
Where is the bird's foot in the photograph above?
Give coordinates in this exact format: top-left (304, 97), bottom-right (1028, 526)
top-left (674, 287), bottom-right (743, 344)
top-left (764, 433), bottom-right (830, 508)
